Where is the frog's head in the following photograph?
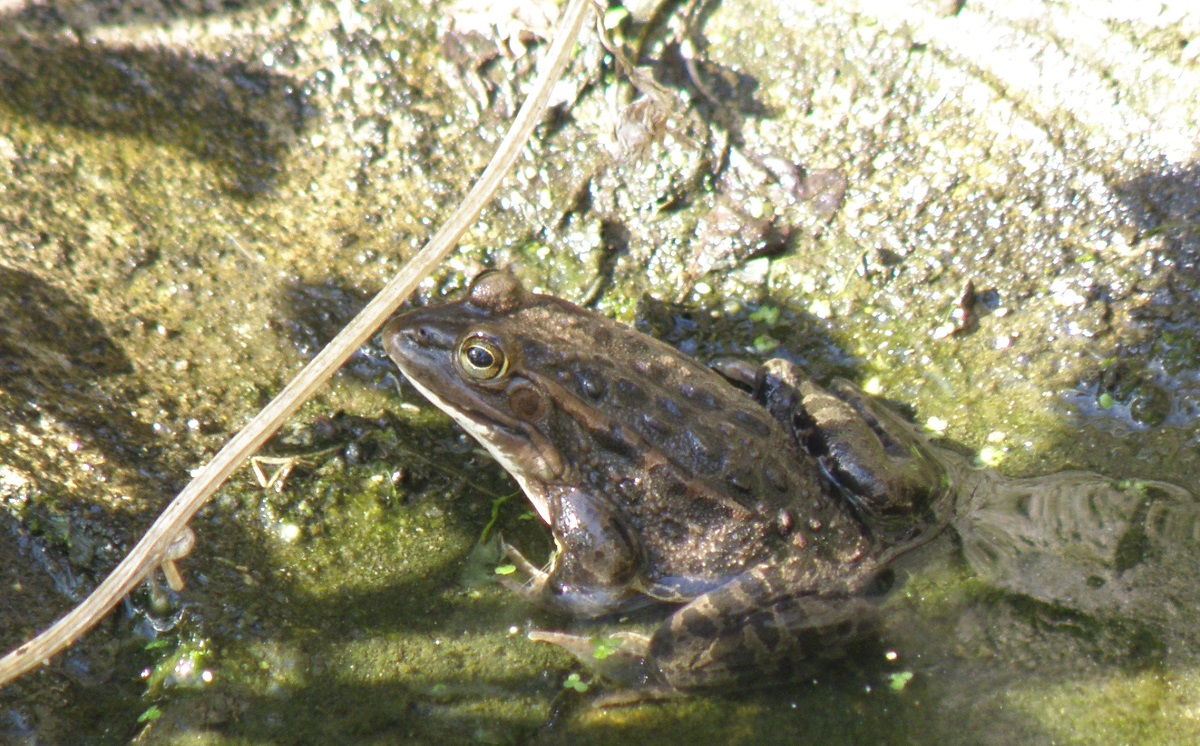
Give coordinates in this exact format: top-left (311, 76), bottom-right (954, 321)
top-left (382, 269), bottom-right (565, 521)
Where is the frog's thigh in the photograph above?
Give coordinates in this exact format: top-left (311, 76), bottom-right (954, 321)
top-left (762, 360), bottom-right (945, 517)
top-left (646, 570), bottom-right (875, 690)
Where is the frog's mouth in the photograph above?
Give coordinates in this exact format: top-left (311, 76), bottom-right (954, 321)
top-left (383, 317), bottom-right (559, 524)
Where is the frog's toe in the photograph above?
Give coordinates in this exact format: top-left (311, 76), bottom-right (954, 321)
top-left (501, 539), bottom-right (548, 579)
top-left (529, 629), bottom-right (657, 689)
top-left (498, 540), bottom-right (551, 598)
top-left (496, 572), bottom-right (540, 597)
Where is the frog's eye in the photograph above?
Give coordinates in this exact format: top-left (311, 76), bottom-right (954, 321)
top-left (457, 334), bottom-right (508, 380)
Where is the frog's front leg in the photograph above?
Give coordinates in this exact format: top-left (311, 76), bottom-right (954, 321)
top-left (501, 485), bottom-right (645, 618)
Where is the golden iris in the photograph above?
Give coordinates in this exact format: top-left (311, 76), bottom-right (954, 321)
top-left (457, 335), bottom-right (507, 380)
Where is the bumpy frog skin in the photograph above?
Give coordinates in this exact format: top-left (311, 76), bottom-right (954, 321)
top-left (382, 269), bottom-right (1200, 693)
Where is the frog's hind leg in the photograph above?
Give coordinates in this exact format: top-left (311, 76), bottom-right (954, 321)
top-left (748, 358), bottom-right (951, 535)
top-left (521, 555), bottom-right (881, 693)
top-left (646, 561), bottom-right (878, 691)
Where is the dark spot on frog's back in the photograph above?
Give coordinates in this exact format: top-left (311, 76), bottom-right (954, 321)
top-left (725, 464), bottom-right (757, 495)
top-left (577, 367), bottom-right (608, 400)
top-left (595, 423), bottom-right (640, 458)
top-left (763, 466), bottom-right (790, 493)
top-left (652, 512), bottom-right (689, 543)
top-left (616, 377), bottom-right (649, 405)
top-left (684, 429), bottom-right (726, 472)
top-left (641, 411), bottom-right (674, 438)
top-left (732, 409), bottom-right (773, 438)
top-left (656, 394), bottom-right (683, 420)
top-left (651, 465), bottom-right (690, 500)
top-left (680, 380), bottom-right (721, 411)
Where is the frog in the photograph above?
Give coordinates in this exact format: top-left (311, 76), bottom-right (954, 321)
top-left (381, 269), bottom-right (1200, 693)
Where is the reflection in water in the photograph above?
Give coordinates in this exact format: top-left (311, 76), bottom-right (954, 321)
top-left (957, 467), bottom-right (1200, 656)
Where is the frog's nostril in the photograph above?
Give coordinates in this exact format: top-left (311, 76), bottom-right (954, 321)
top-left (399, 325), bottom-right (426, 342)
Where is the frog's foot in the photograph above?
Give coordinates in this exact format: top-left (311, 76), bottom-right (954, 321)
top-left (499, 538), bottom-right (646, 619)
top-left (528, 629), bottom-right (660, 691)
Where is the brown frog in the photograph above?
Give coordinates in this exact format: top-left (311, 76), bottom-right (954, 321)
top-left (381, 269), bottom-right (960, 691)
top-left (381, 269), bottom-right (1199, 692)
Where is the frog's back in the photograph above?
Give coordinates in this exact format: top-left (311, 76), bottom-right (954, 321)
top-left (504, 293), bottom-right (825, 518)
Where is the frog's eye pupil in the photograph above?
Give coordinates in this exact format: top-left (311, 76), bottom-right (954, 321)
top-left (466, 346), bottom-right (494, 369)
